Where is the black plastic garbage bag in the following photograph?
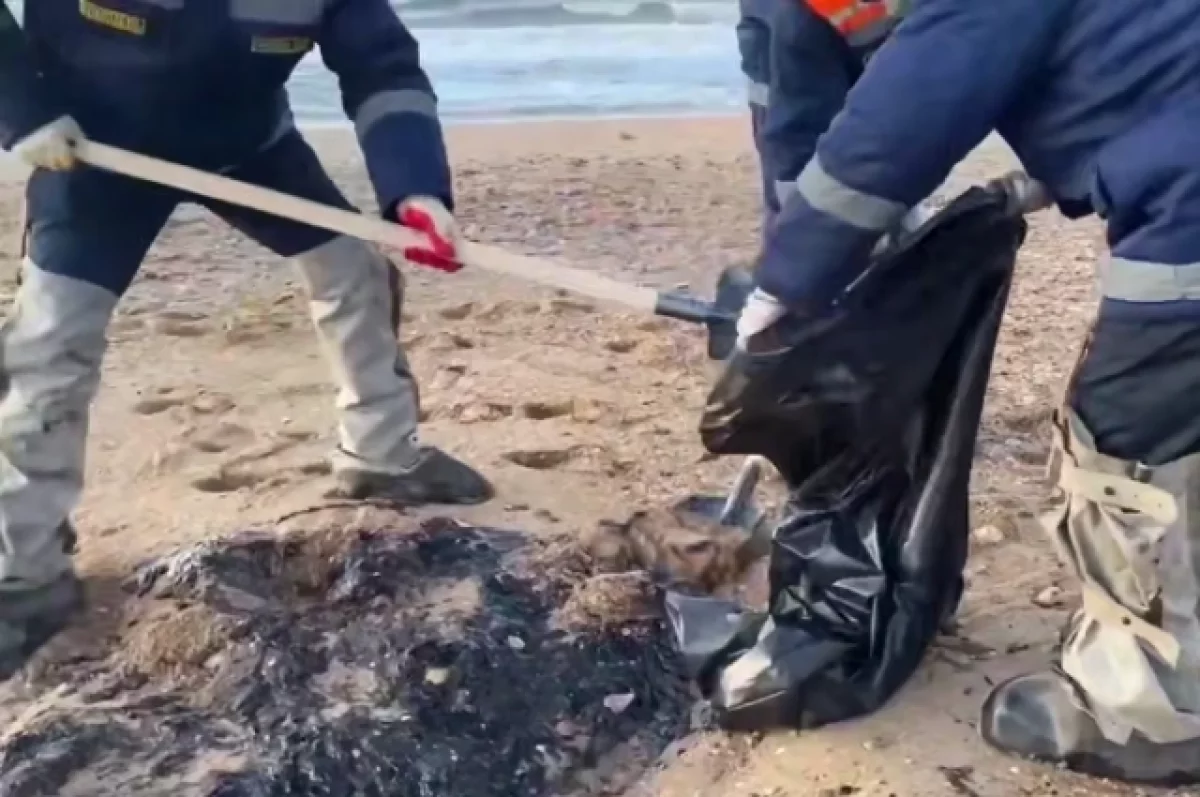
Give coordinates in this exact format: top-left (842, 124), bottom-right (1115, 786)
top-left (669, 185), bottom-right (1027, 732)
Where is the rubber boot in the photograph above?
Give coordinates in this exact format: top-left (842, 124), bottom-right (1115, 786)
top-left (332, 447), bottom-right (493, 506)
top-left (981, 411), bottom-right (1200, 786)
top-left (0, 567), bottom-right (84, 681)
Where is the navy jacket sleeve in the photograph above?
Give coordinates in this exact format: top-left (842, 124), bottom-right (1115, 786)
top-left (757, 0), bottom-right (1071, 309)
top-left (319, 0), bottom-right (453, 216)
top-left (0, 7), bottom-right (64, 150)
top-left (761, 1), bottom-right (856, 206)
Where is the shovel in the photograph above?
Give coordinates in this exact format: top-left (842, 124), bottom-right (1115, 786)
top-left (664, 171), bottom-right (1054, 561)
top-left (72, 141), bottom-right (752, 360)
top-left (673, 455), bottom-right (772, 561)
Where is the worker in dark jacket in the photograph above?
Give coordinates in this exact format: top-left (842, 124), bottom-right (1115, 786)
top-left (735, 0), bottom-right (1200, 785)
top-left (0, 0), bottom-right (492, 680)
top-left (762, 0), bottom-right (933, 228)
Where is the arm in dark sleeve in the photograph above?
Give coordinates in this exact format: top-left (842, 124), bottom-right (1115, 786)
top-left (757, 0), bottom-right (1070, 308)
top-left (0, 6), bottom-right (64, 150)
top-left (319, 0), bottom-right (452, 216)
top-left (761, 1), bottom-right (855, 208)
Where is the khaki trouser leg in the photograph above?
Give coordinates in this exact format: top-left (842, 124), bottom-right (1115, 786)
top-left (0, 261), bottom-right (116, 589)
top-left (292, 236), bottom-right (422, 475)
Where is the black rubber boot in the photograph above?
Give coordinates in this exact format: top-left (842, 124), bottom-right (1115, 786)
top-left (981, 669), bottom-right (1200, 787)
top-left (333, 447), bottom-right (494, 506)
top-left (0, 569), bottom-right (85, 681)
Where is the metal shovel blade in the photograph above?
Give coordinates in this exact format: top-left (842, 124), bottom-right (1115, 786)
top-left (651, 264), bottom-right (756, 361)
top-left (673, 456), bottom-right (771, 561)
top-left (708, 265), bottom-right (755, 360)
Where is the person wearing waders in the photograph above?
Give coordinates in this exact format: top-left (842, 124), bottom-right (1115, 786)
top-left (0, 0), bottom-right (494, 679)
top-left (733, 0), bottom-right (1200, 786)
top-left (763, 0), bottom-right (937, 245)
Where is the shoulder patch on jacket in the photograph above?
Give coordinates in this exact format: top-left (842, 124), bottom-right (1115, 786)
top-left (79, 0), bottom-right (148, 35)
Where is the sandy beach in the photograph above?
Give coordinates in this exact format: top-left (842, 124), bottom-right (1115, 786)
top-left (0, 116), bottom-right (1166, 796)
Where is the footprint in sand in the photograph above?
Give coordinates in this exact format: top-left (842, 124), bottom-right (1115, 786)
top-left (190, 393), bottom-right (237, 415)
top-left (474, 300), bottom-right (536, 322)
top-left (152, 319), bottom-right (209, 338)
top-left (427, 332), bottom-right (476, 353)
top-left (603, 337), bottom-right (639, 354)
top-left (188, 421), bottom-right (254, 454)
top-left (278, 429), bottom-right (318, 443)
top-left (541, 297), bottom-right (596, 316)
top-left (437, 302), bottom-right (474, 321)
top-left (191, 447), bottom-right (326, 493)
top-left (520, 399), bottom-right (574, 421)
top-left (190, 469), bottom-right (264, 493)
top-left (520, 398), bottom-right (613, 425)
top-left (135, 389), bottom-right (237, 418)
top-left (132, 396), bottom-right (188, 416)
top-left (296, 460), bottom-right (333, 476)
top-left (501, 448), bottom-right (575, 470)
top-left (450, 401), bottom-right (513, 424)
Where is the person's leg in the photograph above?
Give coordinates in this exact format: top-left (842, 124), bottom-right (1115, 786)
top-left (207, 130), bottom-right (491, 505)
top-left (737, 1), bottom-right (778, 234)
top-left (981, 113), bottom-right (1200, 785)
top-left (981, 318), bottom-right (1200, 786)
top-left (0, 168), bottom-right (175, 678)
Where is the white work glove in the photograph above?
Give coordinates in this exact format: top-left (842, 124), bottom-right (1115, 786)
top-left (736, 287), bottom-right (788, 347)
top-left (394, 195), bottom-right (463, 273)
top-left (11, 116), bottom-right (83, 171)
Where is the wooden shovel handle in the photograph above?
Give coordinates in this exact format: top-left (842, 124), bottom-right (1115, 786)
top-left (74, 140), bottom-right (661, 314)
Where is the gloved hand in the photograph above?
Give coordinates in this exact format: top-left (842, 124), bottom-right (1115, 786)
top-left (11, 116), bottom-right (83, 171)
top-left (736, 287), bottom-right (788, 348)
top-left (395, 196), bottom-right (463, 273)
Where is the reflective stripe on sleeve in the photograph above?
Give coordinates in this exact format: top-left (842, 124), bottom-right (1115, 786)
top-left (354, 89), bottom-right (439, 142)
top-left (795, 156), bottom-right (907, 231)
top-left (1100, 256), bottom-right (1200, 302)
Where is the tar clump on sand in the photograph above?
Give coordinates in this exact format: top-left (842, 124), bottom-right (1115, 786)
top-left (0, 518), bottom-right (693, 797)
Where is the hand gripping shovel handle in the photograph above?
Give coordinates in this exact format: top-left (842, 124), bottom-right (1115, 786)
top-left (72, 141), bottom-right (738, 339)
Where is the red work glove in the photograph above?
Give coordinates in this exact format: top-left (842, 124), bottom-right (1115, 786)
top-left (395, 196), bottom-right (463, 273)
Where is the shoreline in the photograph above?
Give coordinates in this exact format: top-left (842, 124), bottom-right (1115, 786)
top-left (307, 113), bottom-right (756, 168)
top-left (0, 113), bottom-right (752, 180)
top-left (302, 107), bottom-right (745, 131)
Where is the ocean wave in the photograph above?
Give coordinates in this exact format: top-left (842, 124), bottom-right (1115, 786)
top-left (4, 0), bottom-right (735, 27)
top-left (398, 0), bottom-right (737, 27)
top-left (287, 19), bottom-right (743, 123)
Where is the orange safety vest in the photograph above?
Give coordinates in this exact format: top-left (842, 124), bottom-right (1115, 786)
top-left (804, 0), bottom-right (904, 47)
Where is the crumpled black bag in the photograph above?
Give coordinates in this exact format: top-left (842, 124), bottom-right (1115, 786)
top-left (668, 185), bottom-right (1026, 731)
